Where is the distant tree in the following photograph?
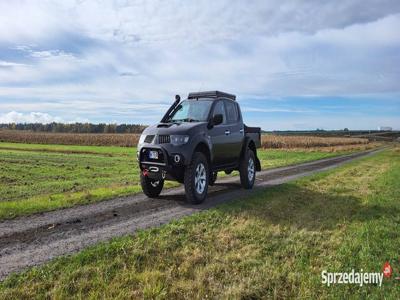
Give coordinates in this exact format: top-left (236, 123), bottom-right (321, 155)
top-left (0, 122), bottom-right (147, 134)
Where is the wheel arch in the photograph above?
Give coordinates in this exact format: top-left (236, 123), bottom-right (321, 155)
top-left (241, 137), bottom-right (261, 171)
top-left (193, 142), bottom-right (211, 165)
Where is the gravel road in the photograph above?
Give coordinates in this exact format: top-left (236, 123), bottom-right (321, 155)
top-left (0, 149), bottom-right (382, 280)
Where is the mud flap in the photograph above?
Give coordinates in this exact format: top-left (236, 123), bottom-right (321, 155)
top-left (255, 156), bottom-right (261, 171)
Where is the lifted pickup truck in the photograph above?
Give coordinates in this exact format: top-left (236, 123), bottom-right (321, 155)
top-left (137, 91), bottom-right (261, 204)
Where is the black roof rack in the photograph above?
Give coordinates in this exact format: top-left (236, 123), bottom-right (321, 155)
top-left (188, 90), bottom-right (236, 101)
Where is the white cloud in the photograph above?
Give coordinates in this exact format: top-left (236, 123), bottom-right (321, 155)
top-left (0, 111), bottom-right (63, 124)
top-left (3, 0), bottom-right (395, 45)
top-left (0, 60), bottom-right (27, 68)
top-left (0, 100), bottom-right (170, 114)
top-left (1, 11), bottom-right (399, 100)
top-left (0, 111), bottom-right (89, 124)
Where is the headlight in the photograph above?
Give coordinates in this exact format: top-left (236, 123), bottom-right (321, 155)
top-left (138, 134), bottom-right (146, 145)
top-left (170, 135), bottom-right (189, 145)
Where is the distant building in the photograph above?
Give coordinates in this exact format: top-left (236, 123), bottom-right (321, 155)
top-left (378, 126), bottom-right (392, 131)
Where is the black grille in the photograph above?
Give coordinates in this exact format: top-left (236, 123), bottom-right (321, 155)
top-left (158, 135), bottom-right (170, 144)
top-left (144, 135), bottom-right (154, 143)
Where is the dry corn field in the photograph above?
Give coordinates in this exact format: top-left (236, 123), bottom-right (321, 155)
top-left (0, 130), bottom-right (140, 147)
top-left (0, 130), bottom-right (372, 149)
top-left (261, 134), bottom-right (369, 149)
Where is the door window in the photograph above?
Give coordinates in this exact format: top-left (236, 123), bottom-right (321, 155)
top-left (225, 100), bottom-right (239, 123)
top-left (212, 101), bottom-right (227, 125)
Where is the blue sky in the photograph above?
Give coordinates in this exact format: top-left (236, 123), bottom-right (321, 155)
top-left (0, 1), bottom-right (399, 130)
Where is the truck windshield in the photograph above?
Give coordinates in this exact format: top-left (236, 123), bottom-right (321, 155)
top-left (168, 100), bottom-right (213, 122)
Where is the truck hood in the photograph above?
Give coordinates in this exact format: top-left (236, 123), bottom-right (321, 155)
top-left (142, 122), bottom-right (208, 136)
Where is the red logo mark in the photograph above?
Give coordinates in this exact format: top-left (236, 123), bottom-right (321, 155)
top-left (383, 261), bottom-right (393, 278)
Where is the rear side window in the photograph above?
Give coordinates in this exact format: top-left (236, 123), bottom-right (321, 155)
top-left (212, 101), bottom-right (226, 124)
top-left (225, 100), bottom-right (239, 123)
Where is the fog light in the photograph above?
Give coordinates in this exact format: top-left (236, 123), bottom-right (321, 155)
top-left (174, 154), bottom-right (181, 163)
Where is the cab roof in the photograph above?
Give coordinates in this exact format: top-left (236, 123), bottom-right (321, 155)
top-left (187, 91), bottom-right (236, 101)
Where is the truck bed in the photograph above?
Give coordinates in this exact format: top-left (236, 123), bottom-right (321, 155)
top-left (244, 125), bottom-right (261, 148)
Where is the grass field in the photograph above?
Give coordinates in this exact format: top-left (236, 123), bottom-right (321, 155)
top-left (1, 147), bottom-right (398, 298)
top-left (0, 142), bottom-right (370, 220)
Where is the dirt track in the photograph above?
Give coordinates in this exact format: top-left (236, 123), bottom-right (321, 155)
top-left (0, 149), bottom-right (382, 280)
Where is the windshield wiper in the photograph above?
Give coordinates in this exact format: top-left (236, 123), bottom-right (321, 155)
top-left (165, 118), bottom-right (181, 124)
top-left (171, 118), bottom-right (201, 123)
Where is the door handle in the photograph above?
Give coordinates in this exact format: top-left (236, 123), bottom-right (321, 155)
top-left (225, 130), bottom-right (230, 135)
top-left (239, 129), bottom-right (244, 133)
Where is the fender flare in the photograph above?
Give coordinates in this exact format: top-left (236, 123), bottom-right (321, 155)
top-left (240, 137), bottom-right (261, 171)
top-left (186, 134), bottom-right (213, 166)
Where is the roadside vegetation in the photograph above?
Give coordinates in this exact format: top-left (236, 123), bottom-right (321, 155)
top-left (1, 148), bottom-right (398, 298)
top-left (0, 142), bottom-right (374, 220)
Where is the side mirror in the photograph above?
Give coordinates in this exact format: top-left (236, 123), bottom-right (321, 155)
top-left (212, 114), bottom-right (223, 127)
top-left (208, 114), bottom-right (223, 129)
top-left (213, 114), bottom-right (223, 126)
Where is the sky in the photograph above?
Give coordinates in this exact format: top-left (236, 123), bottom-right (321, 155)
top-left (0, 0), bottom-right (399, 130)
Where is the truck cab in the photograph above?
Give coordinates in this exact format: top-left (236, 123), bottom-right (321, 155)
top-left (137, 91), bottom-right (261, 204)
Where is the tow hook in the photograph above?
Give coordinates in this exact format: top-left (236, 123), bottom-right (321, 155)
top-left (149, 166), bottom-right (159, 172)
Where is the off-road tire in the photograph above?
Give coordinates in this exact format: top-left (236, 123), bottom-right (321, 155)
top-left (140, 173), bottom-right (164, 198)
top-left (209, 172), bottom-right (218, 186)
top-left (184, 152), bottom-right (209, 204)
top-left (239, 149), bottom-right (256, 189)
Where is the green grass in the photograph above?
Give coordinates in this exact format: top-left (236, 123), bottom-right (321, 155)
top-left (1, 148), bottom-right (398, 298)
top-left (0, 142), bottom-right (361, 220)
top-left (257, 149), bottom-right (347, 169)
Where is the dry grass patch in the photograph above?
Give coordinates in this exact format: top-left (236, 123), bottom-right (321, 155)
top-left (0, 130), bottom-right (140, 147)
top-left (262, 135), bottom-right (369, 149)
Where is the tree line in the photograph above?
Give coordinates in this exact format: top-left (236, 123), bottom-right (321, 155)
top-left (0, 123), bottom-right (147, 134)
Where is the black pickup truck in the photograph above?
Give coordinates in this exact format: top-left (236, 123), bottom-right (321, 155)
top-left (137, 91), bottom-right (261, 204)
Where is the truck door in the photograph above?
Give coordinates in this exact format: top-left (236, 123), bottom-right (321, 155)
top-left (224, 100), bottom-right (244, 164)
top-left (209, 100), bottom-right (229, 166)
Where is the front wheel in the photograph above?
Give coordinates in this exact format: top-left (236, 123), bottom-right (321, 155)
top-left (140, 173), bottom-right (164, 198)
top-left (184, 152), bottom-right (209, 204)
top-left (239, 149), bottom-right (256, 189)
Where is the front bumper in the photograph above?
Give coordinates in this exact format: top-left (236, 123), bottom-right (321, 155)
top-left (138, 145), bottom-right (186, 182)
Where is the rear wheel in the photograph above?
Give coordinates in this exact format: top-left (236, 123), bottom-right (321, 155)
top-left (239, 149), bottom-right (256, 189)
top-left (140, 173), bottom-right (164, 198)
top-left (184, 152), bottom-right (209, 204)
